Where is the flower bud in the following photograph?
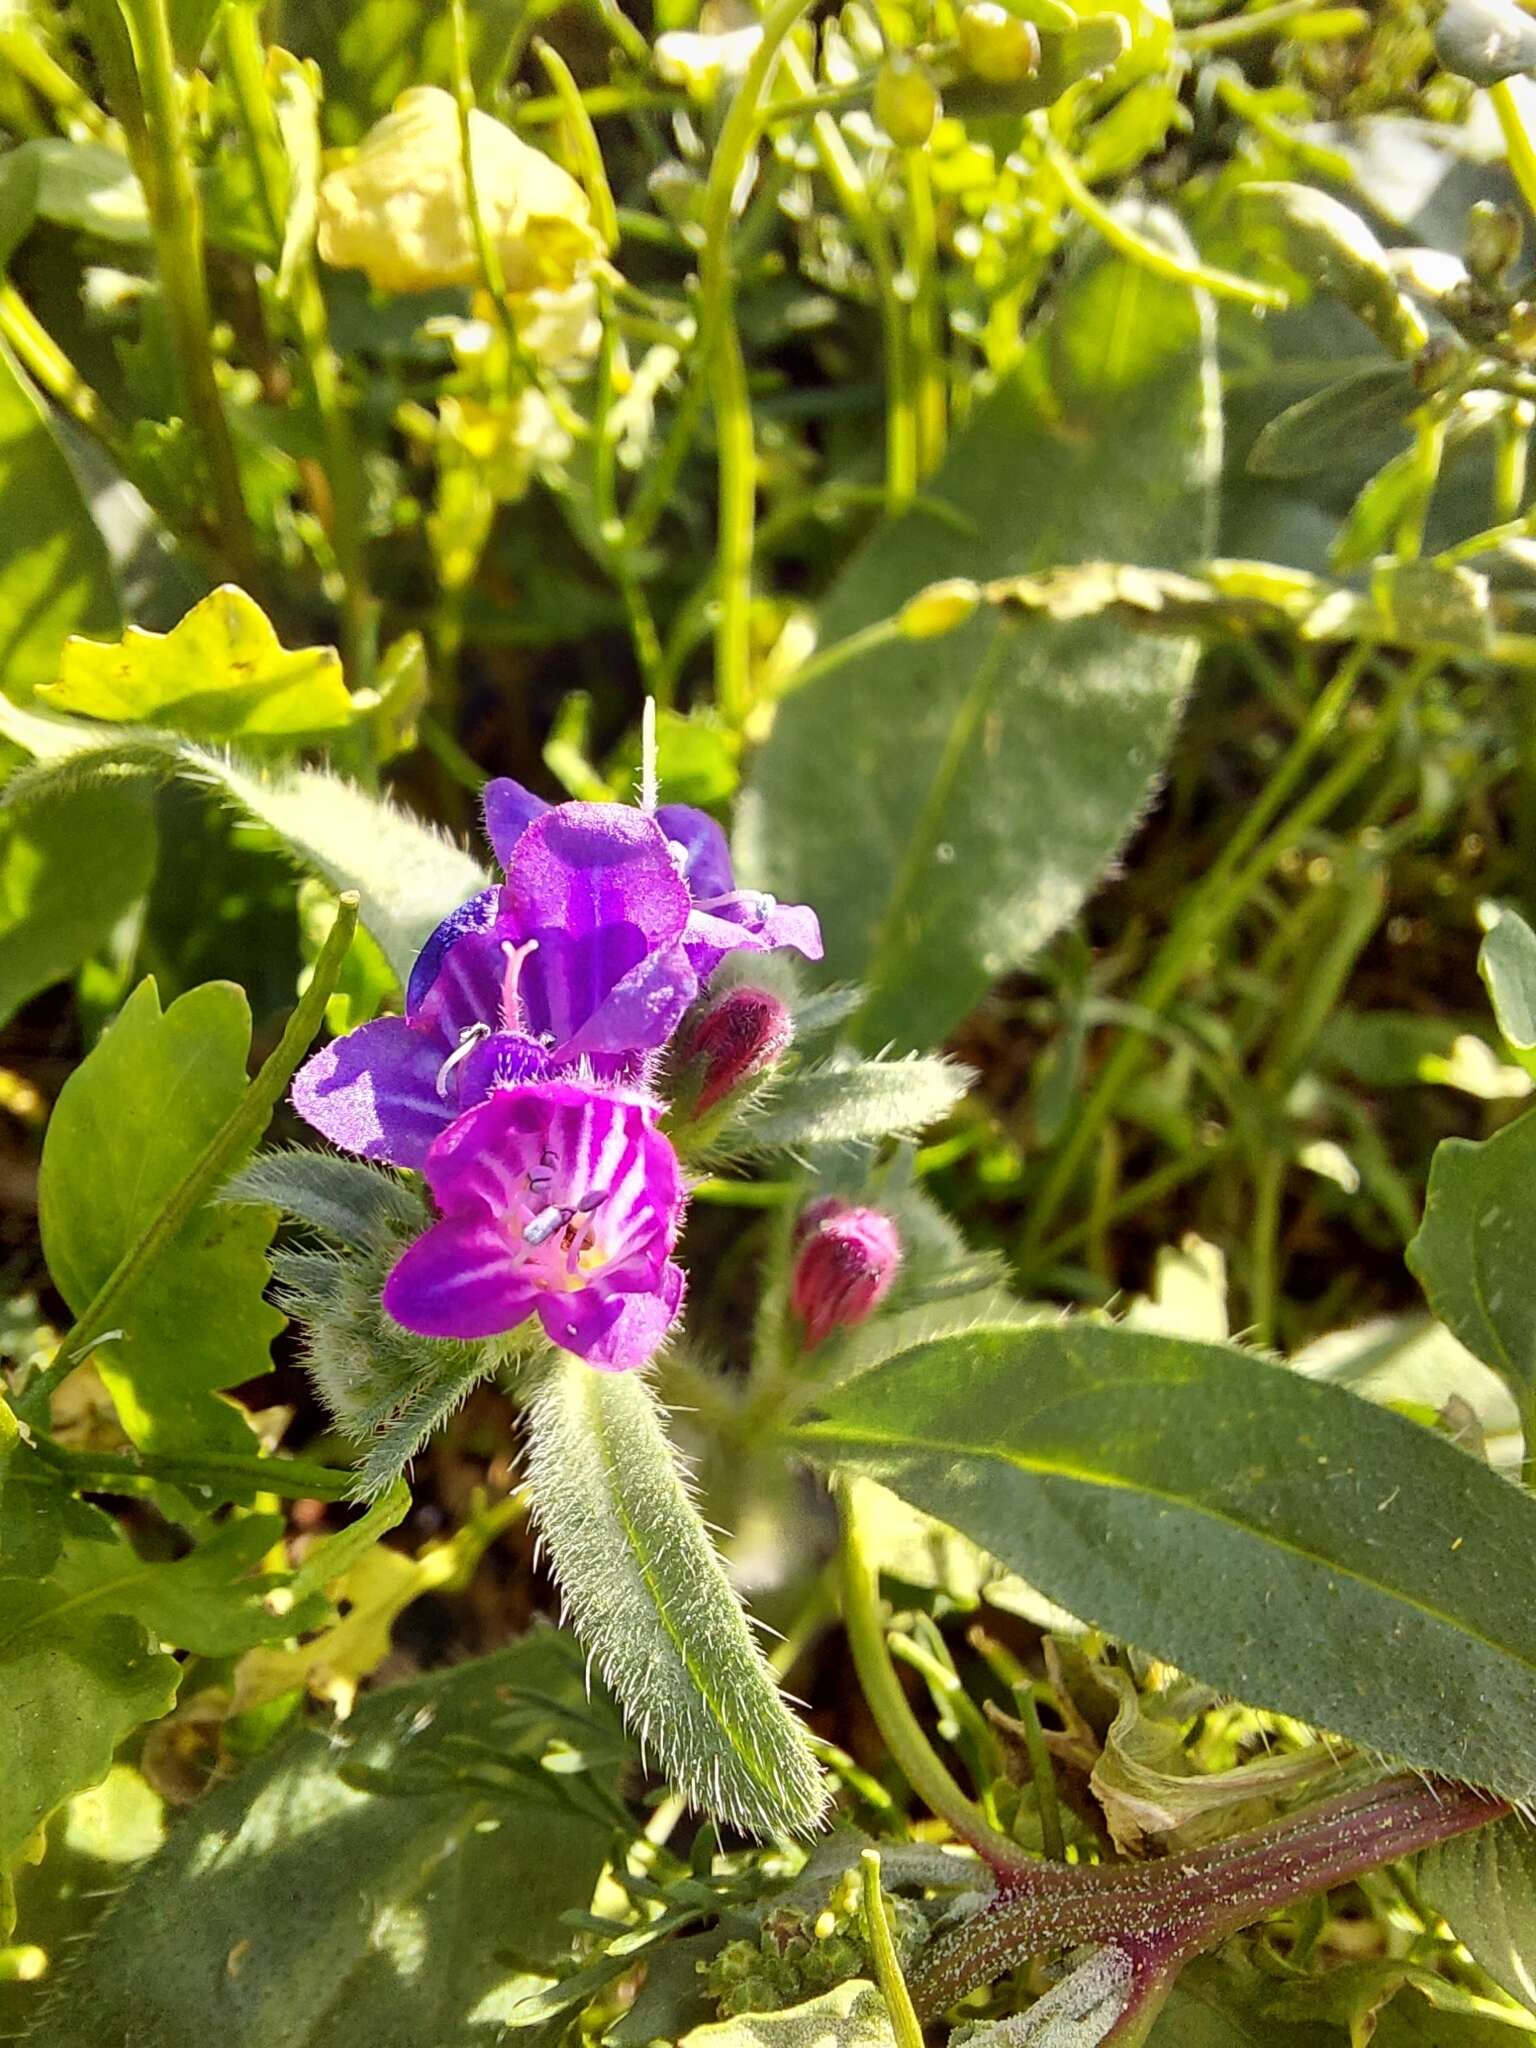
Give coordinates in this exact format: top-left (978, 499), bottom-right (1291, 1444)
top-left (1467, 200), bottom-right (1522, 286)
top-left (958, 4), bottom-right (1041, 83)
top-left (899, 578), bottom-right (981, 639)
top-left (678, 986), bottom-right (793, 1114)
top-left (874, 55), bottom-right (941, 148)
top-left (790, 1201), bottom-right (901, 1348)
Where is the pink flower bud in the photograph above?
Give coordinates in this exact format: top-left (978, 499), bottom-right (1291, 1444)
top-left (679, 986), bottom-right (792, 1113)
top-left (790, 1202), bottom-right (901, 1348)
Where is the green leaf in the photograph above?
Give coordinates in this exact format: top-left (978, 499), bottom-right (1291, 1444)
top-left (41, 585), bottom-right (355, 742)
top-left (8, 137), bottom-right (149, 243)
top-left (1146, 1954), bottom-right (1339, 2047)
top-left (790, 1320), bottom-right (1536, 1799)
top-left (523, 1355), bottom-right (829, 1840)
top-left (0, 337), bottom-right (119, 704)
top-left (1479, 905), bottom-right (1536, 1063)
top-left (1247, 363), bottom-right (1416, 481)
top-left (1232, 184), bottom-right (1425, 355)
top-left (0, 781), bottom-right (155, 1029)
top-left (1420, 1815), bottom-right (1536, 2015)
top-left (0, 1597), bottom-right (176, 1934)
top-left (739, 224), bottom-right (1219, 1051)
top-left (25, 1636), bottom-right (628, 2048)
top-left (38, 978), bottom-right (285, 1455)
top-left (729, 1057), bottom-right (972, 1153)
top-left (226, 1146), bottom-right (426, 1252)
top-left (0, 713), bottom-right (490, 984)
top-left (1406, 1114), bottom-right (1536, 1413)
top-left (681, 1983), bottom-right (897, 2048)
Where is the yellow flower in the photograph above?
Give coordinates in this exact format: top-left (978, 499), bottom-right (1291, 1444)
top-left (317, 85), bottom-right (603, 295)
top-left (652, 21), bottom-right (764, 94)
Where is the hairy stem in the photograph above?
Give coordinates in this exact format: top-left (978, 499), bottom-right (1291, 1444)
top-left (909, 1773), bottom-right (1508, 2018)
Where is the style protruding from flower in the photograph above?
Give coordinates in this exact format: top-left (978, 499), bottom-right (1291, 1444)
top-left (291, 779), bottom-right (823, 1376)
top-left (384, 1082), bottom-right (687, 1371)
top-left (790, 1200), bottom-right (902, 1349)
top-left (677, 984), bottom-right (793, 1115)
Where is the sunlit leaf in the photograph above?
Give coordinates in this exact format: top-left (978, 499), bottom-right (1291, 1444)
top-left (0, 781), bottom-right (155, 1028)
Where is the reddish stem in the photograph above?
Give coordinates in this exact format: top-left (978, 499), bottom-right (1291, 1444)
top-left (909, 1773), bottom-right (1508, 2019)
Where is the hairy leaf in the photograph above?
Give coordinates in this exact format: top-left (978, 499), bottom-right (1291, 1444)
top-left (791, 1320), bottom-right (1536, 1798)
top-left (26, 1636), bottom-right (626, 2048)
top-left (524, 1354), bottom-right (829, 1839)
top-left (738, 224), bottom-right (1219, 1050)
top-left (38, 978), bottom-right (283, 1454)
top-left (1406, 1113), bottom-right (1536, 1411)
top-left (1420, 1814), bottom-right (1536, 2015)
top-left (0, 708), bottom-right (490, 983)
top-left (730, 1057), bottom-right (972, 1153)
top-left (40, 585), bottom-right (355, 741)
top-left (0, 781), bottom-right (155, 1029)
top-left (227, 1146), bottom-right (426, 1251)
top-left (0, 337), bottom-right (119, 704)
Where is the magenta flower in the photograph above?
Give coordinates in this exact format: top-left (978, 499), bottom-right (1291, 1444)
top-left (485, 778), bottom-right (823, 979)
top-left (292, 802), bottom-right (698, 1167)
top-left (383, 1080), bottom-right (687, 1370)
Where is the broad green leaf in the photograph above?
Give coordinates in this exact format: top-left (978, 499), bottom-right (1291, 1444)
top-left (1420, 1815), bottom-right (1536, 2015)
top-left (0, 1583), bottom-right (176, 1929)
top-left (1247, 363), bottom-right (1416, 481)
top-left (738, 226), bottom-right (1218, 1051)
top-left (0, 781), bottom-right (155, 1028)
top-left (37, 978), bottom-right (284, 1455)
top-left (729, 1057), bottom-right (972, 1153)
top-left (1406, 1114), bottom-right (1536, 1412)
top-left (790, 1321), bottom-right (1536, 1799)
top-left (524, 1354), bottom-right (829, 1839)
top-left (0, 710), bottom-right (490, 983)
top-left (41, 585), bottom-right (355, 742)
top-left (26, 1636), bottom-right (627, 2048)
top-left (0, 337), bottom-right (118, 704)
top-left (681, 1983), bottom-right (897, 2048)
top-left (1480, 905), bottom-right (1536, 1066)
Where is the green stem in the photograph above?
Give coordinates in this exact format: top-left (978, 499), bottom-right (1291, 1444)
top-left (117, 0), bottom-right (262, 588)
top-left (1179, 0), bottom-right (1365, 49)
top-left (697, 0), bottom-right (817, 723)
top-left (904, 148), bottom-right (945, 480)
top-left (1248, 1145), bottom-right (1284, 1351)
top-left (861, 1850), bottom-right (926, 2048)
top-left (35, 1441), bottom-right (357, 1501)
top-left (220, 1), bottom-right (375, 685)
top-left (1020, 647), bottom-right (1422, 1268)
top-left (839, 1478), bottom-right (1036, 1882)
top-left (1043, 138), bottom-right (1287, 311)
top-left (19, 896), bottom-right (359, 1426)
top-left (1493, 80), bottom-right (1536, 228)
top-left (1012, 1684), bottom-right (1066, 1861)
top-left (0, 282), bottom-right (130, 462)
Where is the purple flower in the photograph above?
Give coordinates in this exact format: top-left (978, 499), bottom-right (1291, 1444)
top-left (382, 1080), bottom-right (687, 1371)
top-left (292, 802), bottom-right (697, 1167)
top-left (485, 778), bottom-right (823, 979)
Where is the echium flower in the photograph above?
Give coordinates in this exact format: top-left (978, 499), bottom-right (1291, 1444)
top-left (291, 782), bottom-right (821, 1375)
top-left (384, 1082), bottom-right (686, 1372)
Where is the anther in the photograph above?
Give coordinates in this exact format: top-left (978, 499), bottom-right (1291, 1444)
top-left (435, 1022), bottom-right (490, 1098)
top-left (523, 1205), bottom-right (570, 1247)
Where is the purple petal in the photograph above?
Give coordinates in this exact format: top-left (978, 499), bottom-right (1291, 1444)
top-left (683, 893), bottom-right (824, 978)
top-left (538, 1260), bottom-right (686, 1371)
top-left (383, 1218), bottom-right (540, 1340)
top-left (411, 919), bottom-right (516, 1041)
top-left (453, 1030), bottom-right (555, 1106)
top-left (422, 1086), bottom-right (554, 1217)
top-left (405, 888), bottom-right (503, 1018)
top-left (655, 804), bottom-right (734, 899)
top-left (505, 804), bottom-right (691, 952)
top-left (539, 939), bottom-right (698, 1069)
top-left (291, 1017), bottom-right (451, 1168)
top-left (484, 779), bottom-right (551, 872)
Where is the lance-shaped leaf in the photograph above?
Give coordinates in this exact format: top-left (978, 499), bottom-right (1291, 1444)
top-left (790, 1321), bottom-right (1536, 1800)
top-left (0, 705), bottom-right (490, 983)
top-left (41, 585), bottom-right (353, 742)
top-left (524, 1354), bottom-right (828, 1839)
top-left (738, 221), bottom-right (1219, 1051)
top-left (38, 979), bottom-right (284, 1456)
top-left (729, 1056), bottom-right (972, 1154)
top-left (1406, 1113), bottom-right (1536, 1414)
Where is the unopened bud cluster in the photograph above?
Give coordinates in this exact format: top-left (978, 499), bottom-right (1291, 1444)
top-left (676, 985), bottom-right (794, 1115)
